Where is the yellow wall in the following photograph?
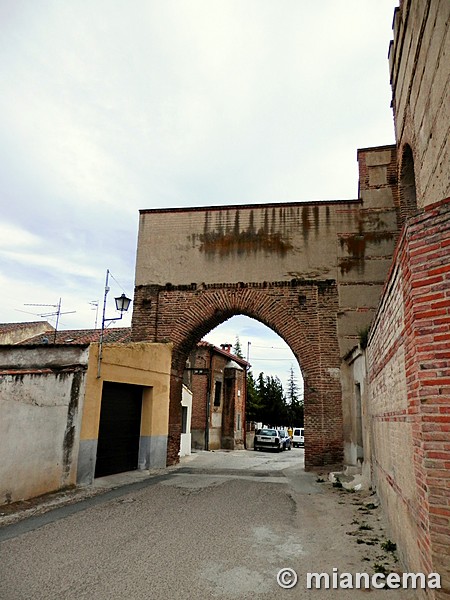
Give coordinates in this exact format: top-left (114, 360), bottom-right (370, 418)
top-left (80, 342), bottom-right (172, 442)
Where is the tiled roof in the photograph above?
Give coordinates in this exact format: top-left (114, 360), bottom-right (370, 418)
top-left (20, 327), bottom-right (132, 345)
top-left (197, 339), bottom-right (249, 367)
top-left (2, 323), bottom-right (247, 364)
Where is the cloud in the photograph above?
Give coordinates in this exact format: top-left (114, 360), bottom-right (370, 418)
top-left (0, 0), bottom-right (398, 353)
top-left (0, 223), bottom-right (41, 249)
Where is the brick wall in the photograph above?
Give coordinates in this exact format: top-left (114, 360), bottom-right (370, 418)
top-left (189, 346), bottom-right (209, 434)
top-left (185, 344), bottom-right (247, 450)
top-left (132, 279), bottom-right (343, 469)
top-left (367, 198), bottom-right (450, 597)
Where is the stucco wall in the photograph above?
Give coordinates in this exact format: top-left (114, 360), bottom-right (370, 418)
top-left (78, 342), bottom-right (172, 484)
top-left (180, 384), bottom-right (192, 457)
top-left (0, 345), bottom-right (89, 504)
top-left (0, 342), bottom-right (173, 503)
top-left (342, 347), bottom-right (370, 477)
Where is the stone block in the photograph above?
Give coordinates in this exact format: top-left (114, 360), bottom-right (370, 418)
top-left (361, 187), bottom-right (394, 209)
top-left (365, 150), bottom-right (393, 167)
top-left (368, 166), bottom-right (387, 186)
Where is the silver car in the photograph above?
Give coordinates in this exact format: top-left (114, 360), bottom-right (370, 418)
top-left (254, 428), bottom-right (283, 452)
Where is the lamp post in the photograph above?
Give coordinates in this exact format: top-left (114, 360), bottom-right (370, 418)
top-left (97, 269), bottom-right (132, 378)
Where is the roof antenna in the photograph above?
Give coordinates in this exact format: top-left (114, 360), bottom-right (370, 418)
top-left (23, 299), bottom-right (76, 343)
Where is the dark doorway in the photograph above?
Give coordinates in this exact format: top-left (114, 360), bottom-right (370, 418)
top-left (95, 382), bottom-right (143, 478)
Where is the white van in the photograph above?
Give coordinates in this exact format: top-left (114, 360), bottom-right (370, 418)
top-left (292, 427), bottom-right (304, 448)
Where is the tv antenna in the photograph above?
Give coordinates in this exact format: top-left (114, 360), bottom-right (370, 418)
top-left (89, 300), bottom-right (99, 329)
top-left (23, 298), bottom-right (76, 343)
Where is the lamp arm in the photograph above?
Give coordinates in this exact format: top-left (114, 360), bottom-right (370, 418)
top-left (103, 313), bottom-right (124, 324)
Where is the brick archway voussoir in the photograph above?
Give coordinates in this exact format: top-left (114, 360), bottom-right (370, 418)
top-left (168, 285), bottom-right (317, 381)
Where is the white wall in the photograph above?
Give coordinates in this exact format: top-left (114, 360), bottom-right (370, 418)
top-left (0, 346), bottom-right (88, 504)
top-left (180, 384), bottom-right (192, 457)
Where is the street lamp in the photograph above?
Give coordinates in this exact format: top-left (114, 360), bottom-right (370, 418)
top-left (97, 269), bottom-right (132, 378)
top-left (114, 293), bottom-right (132, 313)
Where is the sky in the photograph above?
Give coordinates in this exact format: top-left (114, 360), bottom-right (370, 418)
top-left (1, 1), bottom-right (398, 386)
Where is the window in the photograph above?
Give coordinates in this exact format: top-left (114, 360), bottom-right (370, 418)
top-left (237, 413), bottom-right (241, 431)
top-left (399, 144), bottom-right (418, 221)
top-left (181, 406), bottom-right (188, 434)
top-left (213, 381), bottom-right (222, 406)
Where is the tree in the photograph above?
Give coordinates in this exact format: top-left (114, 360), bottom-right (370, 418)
top-left (286, 365), bottom-right (300, 404)
top-left (254, 373), bottom-right (288, 427)
top-left (245, 370), bottom-right (262, 422)
top-left (233, 336), bottom-right (244, 359)
top-left (286, 365), bottom-right (304, 426)
top-left (246, 370), bottom-right (295, 427)
top-left (263, 375), bottom-right (288, 427)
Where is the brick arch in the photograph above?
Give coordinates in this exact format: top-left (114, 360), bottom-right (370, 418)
top-left (133, 279), bottom-right (343, 470)
top-left (169, 286), bottom-right (311, 372)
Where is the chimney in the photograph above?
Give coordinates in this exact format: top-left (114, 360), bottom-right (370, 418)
top-left (220, 343), bottom-right (232, 353)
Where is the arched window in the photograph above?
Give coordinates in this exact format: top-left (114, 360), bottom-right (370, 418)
top-left (399, 144), bottom-right (418, 221)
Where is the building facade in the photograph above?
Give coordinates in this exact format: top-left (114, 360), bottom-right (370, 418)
top-left (186, 342), bottom-right (248, 451)
top-left (0, 328), bottom-right (172, 504)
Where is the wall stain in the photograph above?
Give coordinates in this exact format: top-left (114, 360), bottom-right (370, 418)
top-left (198, 209), bottom-right (293, 256)
top-left (61, 370), bottom-right (82, 483)
top-left (313, 205), bottom-right (319, 232)
top-left (302, 206), bottom-right (311, 241)
top-left (339, 227), bottom-right (393, 274)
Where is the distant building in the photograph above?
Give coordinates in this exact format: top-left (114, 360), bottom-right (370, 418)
top-left (18, 326), bottom-right (131, 345)
top-left (0, 321), bottom-right (54, 345)
top-left (185, 342), bottom-right (248, 451)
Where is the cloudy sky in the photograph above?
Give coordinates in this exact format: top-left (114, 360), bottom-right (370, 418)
top-left (1, 0), bottom-right (397, 386)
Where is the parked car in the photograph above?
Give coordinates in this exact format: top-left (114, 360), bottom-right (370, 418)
top-left (292, 427), bottom-right (304, 448)
top-left (278, 429), bottom-right (292, 451)
top-left (254, 428), bottom-right (283, 452)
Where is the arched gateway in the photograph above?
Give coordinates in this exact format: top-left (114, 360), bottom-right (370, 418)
top-left (131, 146), bottom-right (400, 469)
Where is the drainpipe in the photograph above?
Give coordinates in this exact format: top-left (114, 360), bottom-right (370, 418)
top-left (205, 349), bottom-right (212, 451)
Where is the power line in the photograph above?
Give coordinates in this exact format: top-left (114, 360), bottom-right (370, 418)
top-left (250, 357), bottom-right (296, 362)
top-left (108, 271), bottom-right (127, 294)
top-left (250, 344), bottom-right (291, 350)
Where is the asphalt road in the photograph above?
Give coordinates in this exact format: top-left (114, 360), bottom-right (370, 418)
top-left (0, 449), bottom-right (414, 599)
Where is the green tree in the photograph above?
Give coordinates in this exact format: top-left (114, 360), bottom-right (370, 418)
top-left (286, 365), bottom-right (304, 426)
top-left (233, 336), bottom-right (244, 359)
top-left (245, 370), bottom-right (262, 422)
top-left (246, 371), bottom-right (292, 427)
top-left (257, 374), bottom-right (287, 427)
top-left (286, 365), bottom-right (299, 404)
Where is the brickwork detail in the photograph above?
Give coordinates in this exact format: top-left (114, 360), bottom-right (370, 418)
top-left (367, 198), bottom-right (450, 594)
top-left (132, 279), bottom-right (343, 470)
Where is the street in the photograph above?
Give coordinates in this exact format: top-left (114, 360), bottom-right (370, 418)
top-left (0, 449), bottom-right (413, 599)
